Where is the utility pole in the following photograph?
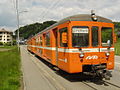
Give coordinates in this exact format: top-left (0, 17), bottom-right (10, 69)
top-left (16, 0), bottom-right (20, 51)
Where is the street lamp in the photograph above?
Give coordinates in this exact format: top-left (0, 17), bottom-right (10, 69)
top-left (16, 0), bottom-right (20, 51)
top-left (16, 0), bottom-right (28, 51)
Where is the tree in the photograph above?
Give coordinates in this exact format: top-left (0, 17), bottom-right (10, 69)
top-left (15, 20), bottom-right (57, 39)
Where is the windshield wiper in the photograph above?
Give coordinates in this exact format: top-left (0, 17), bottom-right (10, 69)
top-left (74, 45), bottom-right (81, 48)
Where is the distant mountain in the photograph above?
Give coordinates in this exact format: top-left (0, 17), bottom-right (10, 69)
top-left (15, 20), bottom-right (57, 39)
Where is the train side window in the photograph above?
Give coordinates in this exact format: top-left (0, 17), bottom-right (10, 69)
top-left (59, 27), bottom-right (68, 47)
top-left (40, 36), bottom-right (42, 46)
top-left (92, 26), bottom-right (98, 47)
top-left (36, 37), bottom-right (39, 45)
top-left (45, 32), bottom-right (50, 46)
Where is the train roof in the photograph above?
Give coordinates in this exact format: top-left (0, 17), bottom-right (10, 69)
top-left (34, 14), bottom-right (113, 37)
top-left (59, 14), bottom-right (112, 23)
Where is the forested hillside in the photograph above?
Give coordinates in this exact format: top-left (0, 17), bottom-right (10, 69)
top-left (15, 20), bottom-right (57, 39)
top-left (114, 22), bottom-right (120, 29)
top-left (113, 22), bottom-right (120, 38)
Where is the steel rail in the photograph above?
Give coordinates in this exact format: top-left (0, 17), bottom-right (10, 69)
top-left (103, 80), bottom-right (120, 89)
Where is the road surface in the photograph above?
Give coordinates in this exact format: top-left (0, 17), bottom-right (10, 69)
top-left (21, 46), bottom-right (120, 90)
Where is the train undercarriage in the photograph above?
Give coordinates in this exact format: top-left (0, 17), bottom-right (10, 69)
top-left (83, 64), bottom-right (112, 80)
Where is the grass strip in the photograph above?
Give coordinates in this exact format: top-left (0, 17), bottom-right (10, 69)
top-left (115, 38), bottom-right (120, 55)
top-left (0, 46), bottom-right (21, 90)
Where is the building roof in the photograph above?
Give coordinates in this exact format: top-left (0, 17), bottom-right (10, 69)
top-left (0, 28), bottom-right (12, 33)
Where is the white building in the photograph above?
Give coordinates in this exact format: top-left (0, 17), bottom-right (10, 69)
top-left (0, 28), bottom-right (13, 44)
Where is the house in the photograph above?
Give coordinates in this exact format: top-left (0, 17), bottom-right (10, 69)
top-left (0, 28), bottom-right (13, 44)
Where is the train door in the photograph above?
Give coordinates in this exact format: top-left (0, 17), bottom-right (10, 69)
top-left (58, 27), bottom-right (68, 70)
top-left (53, 28), bottom-right (58, 66)
top-left (42, 34), bottom-right (46, 57)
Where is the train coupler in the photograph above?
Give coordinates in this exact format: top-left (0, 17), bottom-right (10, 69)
top-left (96, 70), bottom-right (112, 80)
top-left (91, 65), bottom-right (112, 80)
top-left (103, 70), bottom-right (112, 80)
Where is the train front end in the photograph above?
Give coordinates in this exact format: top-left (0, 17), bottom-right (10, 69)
top-left (67, 13), bottom-right (114, 80)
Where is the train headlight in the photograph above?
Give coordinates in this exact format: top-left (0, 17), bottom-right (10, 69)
top-left (91, 10), bottom-right (98, 21)
top-left (106, 52), bottom-right (110, 56)
top-left (92, 15), bottom-right (98, 21)
top-left (80, 53), bottom-right (84, 58)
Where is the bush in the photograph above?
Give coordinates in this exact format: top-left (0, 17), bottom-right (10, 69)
top-left (13, 40), bottom-right (17, 45)
top-left (0, 42), bottom-right (3, 45)
top-left (4, 42), bottom-right (12, 46)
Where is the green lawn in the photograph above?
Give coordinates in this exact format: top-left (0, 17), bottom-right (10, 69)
top-left (0, 46), bottom-right (16, 49)
top-left (0, 46), bottom-right (21, 90)
top-left (115, 38), bottom-right (120, 55)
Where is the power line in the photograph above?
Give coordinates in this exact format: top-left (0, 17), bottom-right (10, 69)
top-left (16, 0), bottom-right (20, 51)
top-left (39, 0), bottom-right (63, 22)
top-left (12, 0), bottom-right (16, 10)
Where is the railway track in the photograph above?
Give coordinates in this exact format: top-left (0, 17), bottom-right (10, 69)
top-left (81, 79), bottom-right (120, 90)
top-left (82, 81), bottom-right (97, 90)
top-left (103, 80), bottom-right (120, 89)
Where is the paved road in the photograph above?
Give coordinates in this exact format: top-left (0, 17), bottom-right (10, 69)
top-left (21, 46), bottom-right (120, 90)
top-left (115, 56), bottom-right (120, 70)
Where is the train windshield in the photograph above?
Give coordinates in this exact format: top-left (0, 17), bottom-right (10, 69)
top-left (72, 26), bottom-right (89, 47)
top-left (101, 27), bottom-right (113, 47)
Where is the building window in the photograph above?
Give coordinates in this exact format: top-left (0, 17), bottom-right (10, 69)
top-left (59, 27), bottom-right (68, 47)
top-left (45, 32), bottom-right (50, 46)
top-left (7, 39), bottom-right (10, 41)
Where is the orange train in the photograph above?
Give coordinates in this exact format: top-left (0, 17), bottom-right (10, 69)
top-left (27, 12), bottom-right (115, 80)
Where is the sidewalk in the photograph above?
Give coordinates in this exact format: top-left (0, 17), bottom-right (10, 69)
top-left (20, 46), bottom-right (56, 90)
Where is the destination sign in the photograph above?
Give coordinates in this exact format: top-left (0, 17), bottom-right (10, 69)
top-left (72, 28), bottom-right (88, 33)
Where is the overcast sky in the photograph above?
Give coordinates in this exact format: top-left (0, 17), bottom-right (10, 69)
top-left (0, 0), bottom-right (120, 31)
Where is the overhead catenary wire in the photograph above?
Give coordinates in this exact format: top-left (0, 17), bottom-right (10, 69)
top-left (12, 0), bottom-right (16, 9)
top-left (39, 0), bottom-right (63, 22)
